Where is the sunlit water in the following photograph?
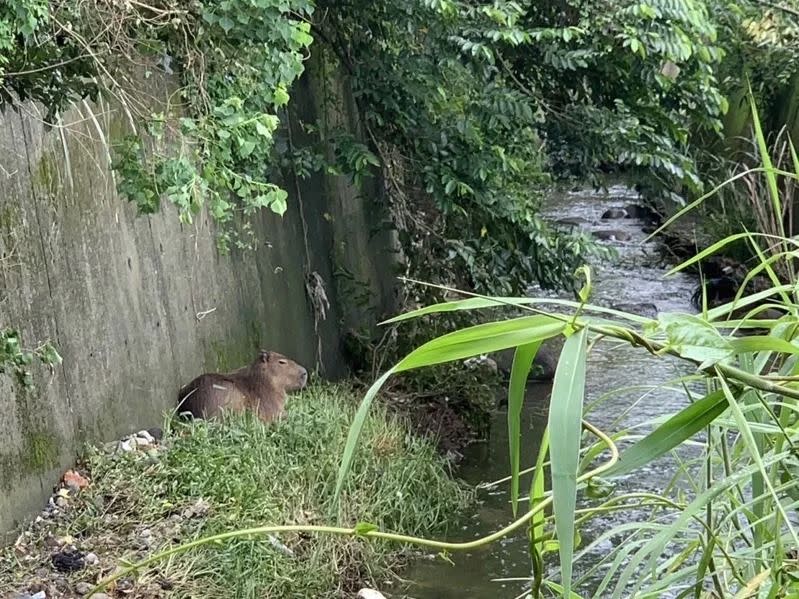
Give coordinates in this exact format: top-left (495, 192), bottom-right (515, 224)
top-left (401, 185), bottom-right (702, 598)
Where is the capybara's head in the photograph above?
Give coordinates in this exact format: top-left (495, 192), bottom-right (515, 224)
top-left (254, 350), bottom-right (308, 391)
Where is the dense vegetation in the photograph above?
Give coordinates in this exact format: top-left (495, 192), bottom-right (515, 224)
top-left (0, 385), bottom-right (470, 597)
top-left (4, 0), bottom-right (794, 296)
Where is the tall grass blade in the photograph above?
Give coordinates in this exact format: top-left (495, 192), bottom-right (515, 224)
top-left (605, 389), bottom-right (729, 478)
top-left (612, 453), bottom-right (790, 598)
top-left (548, 327), bottom-right (588, 596)
top-left (789, 137), bottom-right (799, 178)
top-left (508, 342), bottom-right (542, 517)
top-left (665, 232), bottom-right (760, 276)
top-left (749, 89), bottom-right (783, 235)
top-left (530, 428), bottom-right (550, 596)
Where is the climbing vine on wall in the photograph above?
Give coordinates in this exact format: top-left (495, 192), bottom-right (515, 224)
top-left (0, 329), bottom-right (61, 388)
top-left (1, 0), bottom-right (314, 251)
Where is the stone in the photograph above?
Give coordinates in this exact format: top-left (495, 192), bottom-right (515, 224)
top-left (135, 430), bottom-right (155, 443)
top-left (624, 203), bottom-right (659, 220)
top-left (357, 590), bottom-right (387, 599)
top-left (592, 230), bottom-right (631, 241)
top-left (133, 435), bottom-right (152, 448)
top-left (30, 592), bottom-right (47, 599)
top-left (117, 439), bottom-right (135, 452)
top-left (75, 582), bottom-right (94, 595)
top-left (84, 552), bottom-right (99, 565)
top-left (55, 497), bottom-right (69, 509)
top-left (51, 549), bottom-right (85, 573)
top-left (555, 217), bottom-right (591, 227)
top-left (601, 208), bottom-right (627, 219)
top-left (463, 355), bottom-right (498, 375)
top-left (611, 302), bottom-right (658, 318)
top-left (147, 427), bottom-right (164, 441)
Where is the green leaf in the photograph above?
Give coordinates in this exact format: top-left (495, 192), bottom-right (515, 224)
top-left (658, 313), bottom-right (733, 366)
top-left (273, 86), bottom-right (290, 107)
top-left (393, 315), bottom-right (565, 373)
top-left (548, 327), bottom-right (588, 596)
top-left (269, 190), bottom-right (288, 216)
top-left (605, 389), bottom-right (728, 478)
top-left (39, 344), bottom-right (62, 366)
top-left (239, 139), bottom-right (256, 158)
top-left (254, 121), bottom-right (273, 137)
top-left (508, 342), bottom-right (542, 516)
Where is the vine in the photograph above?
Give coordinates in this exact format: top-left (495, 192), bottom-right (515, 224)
top-left (1, 0), bottom-right (314, 251)
top-left (0, 329), bottom-right (61, 388)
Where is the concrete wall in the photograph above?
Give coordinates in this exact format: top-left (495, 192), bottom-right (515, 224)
top-left (0, 54), bottom-right (399, 536)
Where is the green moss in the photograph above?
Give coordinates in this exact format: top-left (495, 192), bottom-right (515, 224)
top-left (23, 432), bottom-right (58, 471)
top-left (206, 339), bottom-right (253, 372)
top-left (35, 152), bottom-right (56, 191)
top-left (0, 205), bottom-right (20, 251)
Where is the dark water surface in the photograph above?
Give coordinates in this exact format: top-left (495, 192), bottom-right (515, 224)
top-left (401, 185), bottom-right (700, 598)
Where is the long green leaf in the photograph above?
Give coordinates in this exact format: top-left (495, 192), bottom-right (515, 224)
top-left (381, 296), bottom-right (534, 324)
top-left (394, 315), bottom-right (564, 372)
top-left (605, 389), bottom-right (728, 478)
top-left (729, 336), bottom-right (799, 356)
top-left (548, 327), bottom-right (588, 596)
top-left (749, 88), bottom-right (783, 236)
top-left (508, 342), bottom-right (542, 516)
top-left (334, 370), bottom-right (393, 504)
top-left (706, 284), bottom-right (795, 321)
top-left (664, 233), bottom-right (756, 276)
top-left (382, 295), bottom-right (652, 325)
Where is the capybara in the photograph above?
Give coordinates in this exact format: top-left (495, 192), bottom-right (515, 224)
top-left (177, 350), bottom-right (308, 423)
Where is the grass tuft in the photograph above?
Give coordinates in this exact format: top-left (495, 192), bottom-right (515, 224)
top-left (0, 383), bottom-right (471, 598)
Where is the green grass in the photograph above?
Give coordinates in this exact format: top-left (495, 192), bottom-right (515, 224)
top-left (0, 383), bottom-right (471, 598)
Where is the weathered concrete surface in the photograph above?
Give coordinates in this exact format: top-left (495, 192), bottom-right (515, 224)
top-left (0, 55), bottom-right (398, 536)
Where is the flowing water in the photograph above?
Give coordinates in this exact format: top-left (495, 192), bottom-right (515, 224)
top-left (401, 185), bottom-right (701, 598)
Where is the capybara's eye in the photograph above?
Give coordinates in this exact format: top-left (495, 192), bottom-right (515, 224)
top-left (278, 359), bottom-right (287, 365)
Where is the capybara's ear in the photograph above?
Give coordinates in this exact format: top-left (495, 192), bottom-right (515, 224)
top-left (259, 350), bottom-right (271, 362)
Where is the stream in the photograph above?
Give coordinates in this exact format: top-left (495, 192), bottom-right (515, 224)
top-left (401, 185), bottom-right (701, 598)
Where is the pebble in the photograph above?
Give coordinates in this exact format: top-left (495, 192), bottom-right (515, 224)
top-left (133, 436), bottom-right (152, 448)
top-left (84, 552), bottom-right (99, 565)
top-left (55, 497), bottom-right (69, 508)
top-left (357, 590), bottom-right (387, 599)
top-left (136, 430), bottom-right (155, 443)
top-left (75, 582), bottom-right (94, 595)
top-left (118, 439), bottom-right (135, 452)
top-left (30, 592), bottom-right (47, 599)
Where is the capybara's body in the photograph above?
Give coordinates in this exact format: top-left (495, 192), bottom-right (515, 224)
top-left (177, 350), bottom-right (308, 423)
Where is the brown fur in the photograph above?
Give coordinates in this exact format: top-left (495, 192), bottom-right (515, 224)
top-left (177, 350), bottom-right (308, 423)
